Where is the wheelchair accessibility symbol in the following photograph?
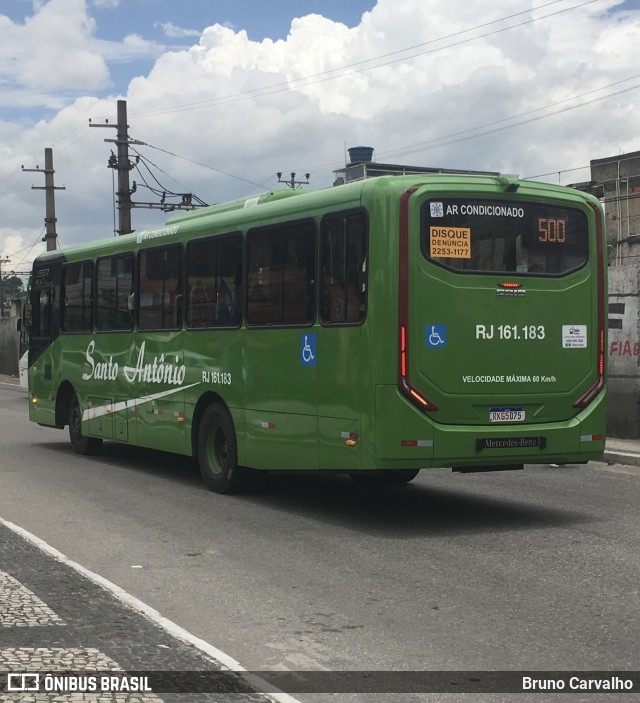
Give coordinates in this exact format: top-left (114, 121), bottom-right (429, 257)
top-left (426, 324), bottom-right (447, 348)
top-left (301, 333), bottom-right (317, 366)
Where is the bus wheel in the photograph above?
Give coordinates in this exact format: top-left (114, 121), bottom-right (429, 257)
top-left (351, 469), bottom-right (420, 487)
top-left (68, 393), bottom-right (102, 455)
top-left (197, 403), bottom-right (247, 493)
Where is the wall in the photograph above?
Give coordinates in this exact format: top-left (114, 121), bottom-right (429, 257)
top-left (607, 265), bottom-right (640, 438)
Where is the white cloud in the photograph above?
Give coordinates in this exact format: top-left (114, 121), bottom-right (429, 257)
top-left (0, 0), bottom-right (163, 99)
top-left (1, 0), bottom-right (639, 270)
top-left (154, 21), bottom-right (202, 38)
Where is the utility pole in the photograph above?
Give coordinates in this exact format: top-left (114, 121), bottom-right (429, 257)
top-left (90, 100), bottom-right (143, 235)
top-left (277, 172), bottom-right (310, 189)
top-left (0, 258), bottom-right (10, 319)
top-left (22, 148), bottom-right (65, 251)
top-left (91, 99), bottom-right (207, 231)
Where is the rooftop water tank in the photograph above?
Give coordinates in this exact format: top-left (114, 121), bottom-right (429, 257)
top-left (347, 146), bottom-right (374, 164)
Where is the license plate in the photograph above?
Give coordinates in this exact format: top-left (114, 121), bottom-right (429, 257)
top-left (489, 407), bottom-right (525, 423)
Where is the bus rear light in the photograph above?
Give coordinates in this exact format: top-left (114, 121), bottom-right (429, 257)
top-left (397, 190), bottom-right (439, 413)
top-left (498, 282), bottom-right (522, 288)
top-left (401, 439), bottom-right (433, 447)
top-left (580, 434), bottom-right (603, 442)
top-left (410, 389), bottom-right (428, 406)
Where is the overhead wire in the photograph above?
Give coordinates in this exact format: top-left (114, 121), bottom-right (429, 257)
top-left (131, 0), bottom-right (599, 118)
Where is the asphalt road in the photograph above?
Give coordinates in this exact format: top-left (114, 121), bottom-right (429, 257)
top-left (1, 380), bottom-right (639, 702)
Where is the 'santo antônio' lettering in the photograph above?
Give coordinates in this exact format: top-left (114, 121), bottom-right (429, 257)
top-left (82, 340), bottom-right (186, 386)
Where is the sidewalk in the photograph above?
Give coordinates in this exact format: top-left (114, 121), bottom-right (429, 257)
top-left (0, 519), bottom-right (292, 702)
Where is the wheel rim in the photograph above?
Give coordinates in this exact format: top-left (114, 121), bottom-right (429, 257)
top-left (206, 425), bottom-right (228, 476)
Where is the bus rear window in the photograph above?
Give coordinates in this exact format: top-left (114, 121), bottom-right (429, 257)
top-left (422, 199), bottom-right (588, 275)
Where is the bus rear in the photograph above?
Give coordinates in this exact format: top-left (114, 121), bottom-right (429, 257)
top-left (377, 176), bottom-right (606, 471)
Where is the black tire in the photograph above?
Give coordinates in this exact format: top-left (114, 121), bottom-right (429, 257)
top-left (351, 468), bottom-right (420, 487)
top-left (197, 403), bottom-right (250, 493)
top-left (68, 393), bottom-right (102, 456)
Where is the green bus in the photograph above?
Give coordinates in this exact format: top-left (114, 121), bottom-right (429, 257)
top-left (26, 173), bottom-right (607, 492)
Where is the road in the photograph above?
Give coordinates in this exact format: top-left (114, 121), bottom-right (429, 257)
top-left (1, 380), bottom-right (639, 701)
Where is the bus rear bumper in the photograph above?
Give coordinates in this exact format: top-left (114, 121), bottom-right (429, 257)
top-left (375, 386), bottom-right (606, 469)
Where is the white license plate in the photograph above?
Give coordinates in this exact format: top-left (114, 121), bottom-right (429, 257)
top-left (490, 408), bottom-right (525, 423)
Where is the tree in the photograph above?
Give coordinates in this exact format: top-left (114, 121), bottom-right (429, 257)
top-left (2, 276), bottom-right (24, 299)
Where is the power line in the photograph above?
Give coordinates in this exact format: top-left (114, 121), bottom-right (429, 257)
top-left (375, 74), bottom-right (640, 163)
top-left (373, 82), bottom-right (640, 163)
top-left (525, 153), bottom-right (640, 181)
top-left (141, 142), bottom-right (272, 190)
top-left (132, 0), bottom-right (597, 118)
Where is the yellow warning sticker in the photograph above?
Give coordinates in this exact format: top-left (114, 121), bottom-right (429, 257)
top-left (430, 226), bottom-right (471, 259)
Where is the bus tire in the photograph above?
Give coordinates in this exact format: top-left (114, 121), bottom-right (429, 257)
top-left (351, 468), bottom-right (420, 487)
top-left (68, 393), bottom-right (102, 456)
top-left (197, 403), bottom-right (247, 494)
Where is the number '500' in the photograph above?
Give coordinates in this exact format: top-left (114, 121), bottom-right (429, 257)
top-left (538, 218), bottom-right (566, 243)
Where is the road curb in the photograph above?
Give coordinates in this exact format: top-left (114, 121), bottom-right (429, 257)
top-left (603, 450), bottom-right (640, 467)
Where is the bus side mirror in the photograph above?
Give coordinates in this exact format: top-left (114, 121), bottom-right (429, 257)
top-left (16, 318), bottom-right (21, 332)
top-left (23, 304), bottom-right (32, 328)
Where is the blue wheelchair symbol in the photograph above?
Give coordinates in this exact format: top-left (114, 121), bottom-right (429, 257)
top-left (426, 324), bottom-right (447, 348)
top-left (301, 333), bottom-right (317, 366)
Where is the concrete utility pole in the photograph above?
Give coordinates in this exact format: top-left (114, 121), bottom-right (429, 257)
top-left (0, 257), bottom-right (10, 319)
top-left (22, 148), bottom-right (65, 251)
top-left (90, 100), bottom-right (143, 235)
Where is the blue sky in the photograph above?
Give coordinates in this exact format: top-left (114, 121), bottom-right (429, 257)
top-left (1, 0), bottom-right (640, 268)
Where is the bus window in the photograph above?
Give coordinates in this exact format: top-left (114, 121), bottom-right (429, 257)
top-left (35, 287), bottom-right (53, 338)
top-left (186, 234), bottom-right (242, 328)
top-left (247, 220), bottom-right (315, 326)
top-left (62, 261), bottom-right (93, 333)
top-left (96, 254), bottom-right (134, 331)
top-left (320, 210), bottom-right (368, 325)
top-left (422, 200), bottom-right (588, 275)
top-left (138, 245), bottom-right (183, 330)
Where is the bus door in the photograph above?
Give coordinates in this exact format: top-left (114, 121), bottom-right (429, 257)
top-left (243, 220), bottom-right (318, 469)
top-left (28, 257), bottom-right (63, 368)
top-left (316, 210), bottom-right (368, 470)
top-left (404, 191), bottom-right (601, 438)
top-left (27, 256), bottom-right (63, 425)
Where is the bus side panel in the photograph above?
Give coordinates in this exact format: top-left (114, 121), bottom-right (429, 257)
top-left (245, 409), bottom-right (317, 469)
top-left (375, 385), bottom-right (434, 469)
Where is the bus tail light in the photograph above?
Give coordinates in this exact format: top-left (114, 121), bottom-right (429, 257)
top-left (397, 187), bottom-right (438, 413)
top-left (398, 324), bottom-right (437, 410)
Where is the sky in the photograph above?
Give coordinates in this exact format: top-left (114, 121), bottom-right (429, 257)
top-left (1, 0), bottom-right (640, 278)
